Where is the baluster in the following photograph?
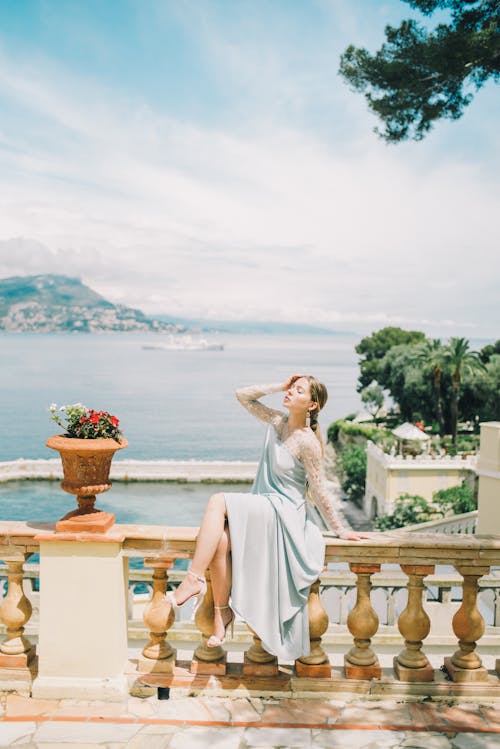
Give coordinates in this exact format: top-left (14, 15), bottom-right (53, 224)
top-left (444, 565), bottom-right (490, 682)
top-left (495, 589), bottom-right (500, 677)
top-left (344, 563), bottom-right (381, 679)
top-left (386, 586), bottom-right (396, 627)
top-left (0, 556), bottom-right (35, 668)
top-left (339, 586), bottom-right (349, 625)
top-left (191, 570), bottom-right (227, 674)
top-left (494, 587), bottom-right (500, 628)
top-left (394, 565), bottom-right (434, 682)
top-left (138, 558), bottom-right (176, 674)
top-left (244, 628), bottom-right (278, 676)
top-left (295, 578), bottom-right (331, 677)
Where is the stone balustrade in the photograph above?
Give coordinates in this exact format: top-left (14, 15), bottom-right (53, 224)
top-left (3, 558), bottom-right (500, 629)
top-left (0, 521), bottom-right (499, 700)
top-left (404, 511), bottom-right (478, 535)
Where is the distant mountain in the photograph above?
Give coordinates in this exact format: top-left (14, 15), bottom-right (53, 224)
top-left (156, 315), bottom-right (356, 336)
top-left (0, 275), bottom-right (181, 333)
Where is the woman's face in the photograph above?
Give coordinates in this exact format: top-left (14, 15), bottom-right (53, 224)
top-left (283, 376), bottom-right (317, 415)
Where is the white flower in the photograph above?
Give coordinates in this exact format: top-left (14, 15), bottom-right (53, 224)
top-left (59, 406), bottom-right (66, 412)
top-left (49, 403), bottom-right (57, 412)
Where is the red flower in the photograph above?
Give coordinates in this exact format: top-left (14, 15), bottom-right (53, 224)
top-left (79, 416), bottom-right (87, 424)
top-left (90, 413), bottom-right (100, 424)
top-left (111, 416), bottom-right (119, 426)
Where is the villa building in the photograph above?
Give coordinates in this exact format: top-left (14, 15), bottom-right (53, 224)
top-left (364, 441), bottom-right (478, 519)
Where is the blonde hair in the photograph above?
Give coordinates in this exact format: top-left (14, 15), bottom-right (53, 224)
top-left (291, 375), bottom-right (328, 453)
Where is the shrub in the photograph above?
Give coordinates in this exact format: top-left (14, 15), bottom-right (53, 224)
top-left (433, 481), bottom-right (476, 514)
top-left (338, 444), bottom-right (367, 501)
top-left (375, 481), bottom-right (476, 530)
top-left (327, 418), bottom-right (388, 445)
top-left (375, 494), bottom-right (431, 530)
top-left (327, 420), bottom-right (343, 443)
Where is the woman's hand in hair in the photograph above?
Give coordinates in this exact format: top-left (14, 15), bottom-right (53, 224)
top-left (282, 374), bottom-right (307, 392)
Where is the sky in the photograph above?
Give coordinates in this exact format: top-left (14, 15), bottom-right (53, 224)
top-left (0, 0), bottom-right (498, 338)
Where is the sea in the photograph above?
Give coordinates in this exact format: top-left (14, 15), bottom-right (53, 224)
top-left (0, 331), bottom-right (362, 525)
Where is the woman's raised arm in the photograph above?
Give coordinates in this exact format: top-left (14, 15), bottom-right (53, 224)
top-left (235, 382), bottom-right (285, 426)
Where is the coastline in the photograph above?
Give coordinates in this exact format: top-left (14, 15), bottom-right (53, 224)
top-left (0, 458), bottom-right (257, 483)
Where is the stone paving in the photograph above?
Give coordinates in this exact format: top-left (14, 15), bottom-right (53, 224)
top-left (0, 694), bottom-right (499, 748)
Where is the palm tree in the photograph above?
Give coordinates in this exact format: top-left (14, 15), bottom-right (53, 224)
top-left (443, 338), bottom-right (485, 445)
top-left (408, 338), bottom-right (446, 435)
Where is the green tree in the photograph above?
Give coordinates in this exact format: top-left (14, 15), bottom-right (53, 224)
top-left (338, 444), bottom-right (367, 501)
top-left (479, 339), bottom-right (500, 364)
top-left (443, 337), bottom-right (485, 444)
top-left (361, 384), bottom-right (385, 418)
top-left (379, 342), bottom-right (441, 423)
top-left (460, 353), bottom-right (500, 424)
top-left (339, 0), bottom-right (500, 142)
top-left (355, 326), bottom-right (425, 391)
top-left (408, 338), bottom-right (447, 434)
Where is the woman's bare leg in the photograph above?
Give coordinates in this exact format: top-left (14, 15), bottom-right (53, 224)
top-left (171, 492), bottom-right (227, 605)
top-left (209, 526), bottom-right (233, 642)
top-left (210, 525), bottom-right (232, 604)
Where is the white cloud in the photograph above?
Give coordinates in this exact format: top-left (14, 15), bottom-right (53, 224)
top-left (0, 37), bottom-right (498, 338)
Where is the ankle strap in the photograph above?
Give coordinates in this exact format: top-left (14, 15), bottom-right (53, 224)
top-left (214, 604), bottom-right (230, 610)
top-left (187, 569), bottom-right (206, 584)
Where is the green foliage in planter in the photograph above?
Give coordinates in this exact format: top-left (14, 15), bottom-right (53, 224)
top-left (338, 444), bottom-right (367, 501)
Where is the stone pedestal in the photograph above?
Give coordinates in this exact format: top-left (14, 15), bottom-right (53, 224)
top-left (137, 652), bottom-right (176, 675)
top-left (32, 536), bottom-right (129, 701)
top-left (295, 659), bottom-right (332, 678)
top-left (476, 421), bottom-right (500, 536)
top-left (244, 629), bottom-right (279, 676)
top-left (56, 509), bottom-right (115, 534)
top-left (190, 571), bottom-right (227, 675)
top-left (190, 652), bottom-right (227, 675)
top-left (243, 653), bottom-right (279, 676)
top-left (0, 647), bottom-right (36, 669)
top-left (443, 656), bottom-right (488, 683)
top-left (393, 656), bottom-right (434, 683)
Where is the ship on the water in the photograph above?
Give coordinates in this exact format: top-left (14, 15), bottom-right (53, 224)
top-left (142, 334), bottom-right (224, 351)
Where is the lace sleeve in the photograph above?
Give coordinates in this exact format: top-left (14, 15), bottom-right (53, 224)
top-left (299, 434), bottom-right (348, 537)
top-left (235, 383), bottom-right (285, 426)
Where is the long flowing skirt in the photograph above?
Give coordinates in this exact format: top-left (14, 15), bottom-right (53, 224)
top-left (224, 491), bottom-right (325, 662)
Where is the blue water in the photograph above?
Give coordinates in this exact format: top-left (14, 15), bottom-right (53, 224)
top-left (0, 479), bottom-right (246, 525)
top-left (0, 332), bottom-right (362, 461)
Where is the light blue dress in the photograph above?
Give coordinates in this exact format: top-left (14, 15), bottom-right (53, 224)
top-left (224, 424), bottom-right (326, 662)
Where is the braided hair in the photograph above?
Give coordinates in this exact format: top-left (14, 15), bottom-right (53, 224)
top-left (304, 375), bottom-right (328, 454)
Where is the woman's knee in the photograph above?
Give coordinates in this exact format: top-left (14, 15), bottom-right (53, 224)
top-left (207, 492), bottom-right (227, 514)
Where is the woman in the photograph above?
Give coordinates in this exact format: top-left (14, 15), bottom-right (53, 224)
top-left (166, 375), bottom-right (368, 661)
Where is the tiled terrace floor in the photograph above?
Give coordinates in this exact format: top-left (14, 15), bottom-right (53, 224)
top-left (0, 694), bottom-right (499, 748)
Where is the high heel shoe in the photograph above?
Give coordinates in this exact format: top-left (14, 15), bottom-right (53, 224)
top-left (207, 604), bottom-right (235, 648)
top-left (165, 568), bottom-right (207, 610)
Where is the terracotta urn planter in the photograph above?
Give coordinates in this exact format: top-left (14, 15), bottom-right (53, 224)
top-left (46, 435), bottom-right (128, 533)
